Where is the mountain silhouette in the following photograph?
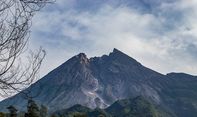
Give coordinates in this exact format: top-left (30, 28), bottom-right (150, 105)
top-left (0, 48), bottom-right (197, 117)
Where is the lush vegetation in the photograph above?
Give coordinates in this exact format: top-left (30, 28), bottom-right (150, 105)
top-left (54, 96), bottom-right (172, 117)
top-left (0, 96), bottom-right (173, 117)
top-left (0, 100), bottom-right (48, 117)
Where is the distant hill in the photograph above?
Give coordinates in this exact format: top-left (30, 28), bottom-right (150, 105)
top-left (0, 48), bottom-right (197, 117)
top-left (54, 96), bottom-right (173, 117)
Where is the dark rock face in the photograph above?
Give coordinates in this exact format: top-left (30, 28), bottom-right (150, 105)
top-left (0, 48), bottom-right (197, 117)
top-left (89, 49), bottom-right (163, 106)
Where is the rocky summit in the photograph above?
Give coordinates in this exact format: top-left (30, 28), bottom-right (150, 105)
top-left (0, 48), bottom-right (197, 117)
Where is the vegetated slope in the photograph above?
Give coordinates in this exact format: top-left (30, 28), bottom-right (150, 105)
top-left (54, 96), bottom-right (172, 117)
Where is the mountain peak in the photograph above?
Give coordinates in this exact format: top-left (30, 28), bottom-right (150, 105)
top-left (112, 48), bottom-right (123, 54)
top-left (113, 48), bottom-right (120, 52)
top-left (109, 48), bottom-right (127, 57)
top-left (1, 48), bottom-right (196, 117)
top-left (66, 53), bottom-right (88, 63)
top-left (108, 48), bottom-right (141, 65)
top-left (76, 53), bottom-right (87, 59)
top-left (76, 53), bottom-right (89, 64)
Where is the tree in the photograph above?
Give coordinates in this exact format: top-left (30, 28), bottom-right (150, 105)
top-left (0, 0), bottom-right (53, 96)
top-left (98, 115), bottom-right (105, 117)
top-left (50, 114), bottom-right (57, 117)
top-left (0, 112), bottom-right (5, 117)
top-left (40, 104), bottom-right (48, 117)
top-left (73, 113), bottom-right (87, 117)
top-left (27, 99), bottom-right (40, 117)
top-left (7, 105), bottom-right (18, 117)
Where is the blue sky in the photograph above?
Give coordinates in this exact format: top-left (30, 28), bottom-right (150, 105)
top-left (30, 0), bottom-right (197, 76)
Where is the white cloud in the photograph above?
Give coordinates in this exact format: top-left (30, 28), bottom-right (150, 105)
top-left (30, 0), bottom-right (197, 77)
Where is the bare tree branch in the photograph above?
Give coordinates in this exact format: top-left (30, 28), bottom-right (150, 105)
top-left (0, 0), bottom-right (54, 97)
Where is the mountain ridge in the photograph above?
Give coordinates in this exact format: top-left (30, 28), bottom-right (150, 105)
top-left (54, 96), bottom-right (172, 117)
top-left (0, 48), bottom-right (197, 117)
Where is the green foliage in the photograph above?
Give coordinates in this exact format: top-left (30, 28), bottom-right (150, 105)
top-left (3, 97), bottom-right (173, 117)
top-left (88, 108), bottom-right (111, 117)
top-left (72, 112), bottom-right (87, 117)
top-left (98, 115), bottom-right (105, 117)
top-left (51, 114), bottom-right (58, 117)
top-left (53, 96), bottom-right (171, 117)
top-left (27, 100), bottom-right (40, 117)
top-left (106, 96), bottom-right (172, 117)
top-left (40, 105), bottom-right (48, 117)
top-left (2, 100), bottom-right (49, 117)
top-left (0, 112), bottom-right (5, 117)
top-left (54, 104), bottom-right (91, 117)
top-left (7, 105), bottom-right (18, 117)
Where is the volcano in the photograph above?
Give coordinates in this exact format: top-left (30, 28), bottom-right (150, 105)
top-left (0, 49), bottom-right (197, 117)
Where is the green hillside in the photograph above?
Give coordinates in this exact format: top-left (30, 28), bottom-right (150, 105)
top-left (54, 96), bottom-right (173, 117)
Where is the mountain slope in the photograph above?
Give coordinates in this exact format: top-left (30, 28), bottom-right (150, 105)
top-left (0, 48), bottom-right (197, 117)
top-left (106, 96), bottom-right (172, 117)
top-left (54, 96), bottom-right (172, 117)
